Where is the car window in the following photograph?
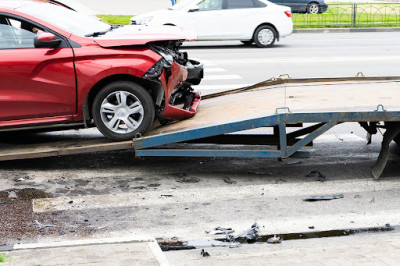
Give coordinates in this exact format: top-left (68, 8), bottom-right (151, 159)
top-left (197, 0), bottom-right (223, 11)
top-left (253, 0), bottom-right (267, 7)
top-left (226, 0), bottom-right (255, 9)
top-left (0, 16), bottom-right (44, 49)
top-left (18, 2), bottom-right (110, 37)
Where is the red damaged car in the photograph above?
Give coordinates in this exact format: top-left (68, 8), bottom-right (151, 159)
top-left (0, 0), bottom-right (203, 140)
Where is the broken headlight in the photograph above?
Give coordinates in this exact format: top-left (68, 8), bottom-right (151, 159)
top-left (148, 45), bottom-right (175, 65)
top-left (143, 59), bottom-right (166, 79)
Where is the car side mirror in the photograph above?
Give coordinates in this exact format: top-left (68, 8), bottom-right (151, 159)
top-left (188, 5), bottom-right (200, 12)
top-left (34, 32), bottom-right (61, 48)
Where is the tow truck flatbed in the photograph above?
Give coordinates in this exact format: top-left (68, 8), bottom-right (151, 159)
top-left (1, 76), bottom-right (400, 179)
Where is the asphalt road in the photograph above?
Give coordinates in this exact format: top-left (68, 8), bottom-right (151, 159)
top-left (185, 31), bottom-right (400, 94)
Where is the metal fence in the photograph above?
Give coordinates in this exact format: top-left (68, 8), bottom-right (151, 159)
top-left (292, 3), bottom-right (400, 27)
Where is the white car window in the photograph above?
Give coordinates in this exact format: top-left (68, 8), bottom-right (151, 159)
top-left (226, 0), bottom-right (255, 9)
top-left (18, 2), bottom-right (110, 37)
top-left (198, 0), bottom-right (223, 11)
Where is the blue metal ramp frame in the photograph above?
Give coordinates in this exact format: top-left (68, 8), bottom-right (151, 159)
top-left (133, 110), bottom-right (400, 160)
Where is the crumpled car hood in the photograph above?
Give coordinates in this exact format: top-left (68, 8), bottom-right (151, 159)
top-left (94, 25), bottom-right (197, 47)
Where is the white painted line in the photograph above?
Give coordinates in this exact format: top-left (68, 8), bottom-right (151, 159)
top-left (13, 235), bottom-right (155, 250)
top-left (148, 241), bottom-right (170, 266)
top-left (210, 56), bottom-right (400, 64)
top-left (193, 83), bottom-right (251, 90)
top-left (205, 67), bottom-right (226, 73)
top-left (202, 74), bottom-right (242, 81)
top-left (33, 179), bottom-right (400, 213)
top-left (196, 59), bottom-right (216, 66)
top-left (315, 134), bottom-right (366, 143)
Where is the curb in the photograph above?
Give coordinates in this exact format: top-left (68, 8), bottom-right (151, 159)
top-left (294, 27), bottom-right (400, 33)
top-left (2, 236), bottom-right (169, 266)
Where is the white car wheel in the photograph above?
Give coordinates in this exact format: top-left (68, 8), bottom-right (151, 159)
top-left (254, 26), bottom-right (276, 48)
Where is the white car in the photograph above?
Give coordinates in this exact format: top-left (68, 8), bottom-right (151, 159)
top-left (131, 0), bottom-right (293, 48)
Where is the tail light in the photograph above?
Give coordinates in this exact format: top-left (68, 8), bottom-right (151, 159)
top-left (284, 11), bottom-right (292, 17)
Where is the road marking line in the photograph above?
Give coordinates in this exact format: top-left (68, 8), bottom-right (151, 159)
top-left (202, 74), bottom-right (242, 81)
top-left (205, 67), bottom-right (226, 73)
top-left (33, 179), bottom-right (400, 213)
top-left (315, 134), bottom-right (366, 143)
top-left (193, 83), bottom-right (251, 90)
top-left (209, 56), bottom-right (400, 64)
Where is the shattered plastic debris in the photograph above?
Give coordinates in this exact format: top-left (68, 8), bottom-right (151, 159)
top-left (247, 170), bottom-right (273, 176)
top-left (306, 170), bottom-right (326, 182)
top-left (8, 191), bottom-right (18, 199)
top-left (201, 249), bottom-right (210, 257)
top-left (267, 235), bottom-right (281, 244)
top-left (213, 222), bottom-right (260, 247)
top-left (223, 177), bottom-right (237, 184)
top-left (34, 220), bottom-right (56, 230)
top-left (303, 193), bottom-right (344, 202)
top-left (235, 222), bottom-right (260, 243)
top-left (286, 161), bottom-right (302, 165)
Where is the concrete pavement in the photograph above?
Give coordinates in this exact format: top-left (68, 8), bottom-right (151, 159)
top-left (166, 231), bottom-right (400, 265)
top-left (3, 230), bottom-right (400, 265)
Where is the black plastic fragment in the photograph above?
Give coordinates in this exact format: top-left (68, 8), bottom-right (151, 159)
top-left (303, 193), bottom-right (344, 201)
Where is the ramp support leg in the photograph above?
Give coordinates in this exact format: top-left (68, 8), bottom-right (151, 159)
top-left (371, 123), bottom-right (400, 179)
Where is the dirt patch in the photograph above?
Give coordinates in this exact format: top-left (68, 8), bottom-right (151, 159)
top-left (0, 188), bottom-right (97, 246)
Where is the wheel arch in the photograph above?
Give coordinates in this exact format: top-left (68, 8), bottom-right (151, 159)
top-left (83, 74), bottom-right (163, 123)
top-left (253, 23), bottom-right (279, 41)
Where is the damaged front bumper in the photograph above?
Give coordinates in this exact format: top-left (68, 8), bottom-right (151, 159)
top-left (157, 59), bottom-right (203, 121)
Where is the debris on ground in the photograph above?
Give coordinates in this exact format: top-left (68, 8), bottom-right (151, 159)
top-left (8, 191), bottom-right (18, 199)
top-left (34, 220), bottom-right (56, 231)
top-left (223, 177), bottom-right (237, 184)
top-left (211, 223), bottom-right (260, 246)
top-left (201, 249), bottom-right (210, 257)
top-left (175, 176), bottom-right (200, 183)
top-left (158, 239), bottom-right (196, 251)
top-left (370, 197), bottom-right (375, 203)
top-left (235, 222), bottom-right (260, 243)
top-left (212, 227), bottom-right (235, 235)
top-left (248, 170), bottom-right (273, 176)
top-left (267, 235), bottom-right (281, 244)
top-left (303, 193), bottom-right (344, 202)
top-left (306, 170), bottom-right (326, 182)
top-left (286, 161), bottom-right (302, 165)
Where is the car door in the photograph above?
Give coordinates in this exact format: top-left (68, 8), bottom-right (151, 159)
top-left (0, 14), bottom-right (76, 123)
top-left (219, 0), bottom-right (260, 39)
top-left (182, 0), bottom-right (227, 39)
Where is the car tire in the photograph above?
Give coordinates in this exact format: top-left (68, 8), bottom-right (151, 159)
top-left (241, 41), bottom-right (253, 46)
top-left (307, 2), bottom-right (320, 14)
top-left (253, 25), bottom-right (276, 48)
top-left (92, 81), bottom-right (155, 141)
top-left (395, 133), bottom-right (400, 145)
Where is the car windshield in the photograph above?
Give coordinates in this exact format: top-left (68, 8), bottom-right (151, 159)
top-left (169, 0), bottom-right (198, 10)
top-left (17, 2), bottom-right (110, 37)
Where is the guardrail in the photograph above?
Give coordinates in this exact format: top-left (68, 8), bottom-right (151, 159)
top-left (291, 3), bottom-right (400, 28)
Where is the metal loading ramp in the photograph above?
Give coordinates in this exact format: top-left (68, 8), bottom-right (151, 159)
top-left (133, 76), bottom-right (400, 179)
top-left (0, 76), bottom-right (400, 178)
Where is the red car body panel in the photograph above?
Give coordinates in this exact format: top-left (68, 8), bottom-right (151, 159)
top-left (0, 47), bottom-right (76, 123)
top-left (0, 3), bottom-right (201, 132)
